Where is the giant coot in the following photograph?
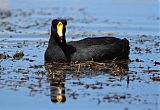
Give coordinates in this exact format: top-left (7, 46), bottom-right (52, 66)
top-left (45, 19), bottom-right (130, 62)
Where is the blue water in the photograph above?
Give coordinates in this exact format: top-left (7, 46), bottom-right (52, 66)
top-left (0, 0), bottom-right (160, 110)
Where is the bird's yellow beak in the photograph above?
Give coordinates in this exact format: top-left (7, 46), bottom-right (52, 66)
top-left (56, 95), bottom-right (63, 102)
top-left (57, 21), bottom-right (63, 42)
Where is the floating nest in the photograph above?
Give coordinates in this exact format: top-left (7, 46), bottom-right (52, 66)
top-left (45, 59), bottom-right (129, 76)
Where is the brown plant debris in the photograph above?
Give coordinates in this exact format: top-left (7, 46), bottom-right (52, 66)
top-left (70, 60), bottom-right (128, 76)
top-left (0, 53), bottom-right (6, 59)
top-left (154, 61), bottom-right (160, 65)
top-left (13, 51), bottom-right (24, 59)
top-left (152, 76), bottom-right (160, 81)
top-left (143, 70), bottom-right (160, 73)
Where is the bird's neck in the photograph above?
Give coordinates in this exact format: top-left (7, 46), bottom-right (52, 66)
top-left (50, 34), bottom-right (71, 62)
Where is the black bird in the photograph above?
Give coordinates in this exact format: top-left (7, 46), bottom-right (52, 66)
top-left (45, 19), bottom-right (130, 62)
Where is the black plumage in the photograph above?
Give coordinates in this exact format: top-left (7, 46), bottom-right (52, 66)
top-left (45, 19), bottom-right (130, 62)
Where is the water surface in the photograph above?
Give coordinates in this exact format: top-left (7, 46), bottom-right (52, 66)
top-left (0, 0), bottom-right (159, 110)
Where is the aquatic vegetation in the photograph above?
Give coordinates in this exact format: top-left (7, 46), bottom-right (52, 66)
top-left (0, 0), bottom-right (159, 110)
top-left (13, 51), bottom-right (24, 59)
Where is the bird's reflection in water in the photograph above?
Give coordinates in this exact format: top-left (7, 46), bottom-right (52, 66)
top-left (45, 62), bottom-right (67, 103)
top-left (45, 60), bottom-right (129, 103)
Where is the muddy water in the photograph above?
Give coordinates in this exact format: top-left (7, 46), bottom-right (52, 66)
top-left (0, 0), bottom-right (159, 110)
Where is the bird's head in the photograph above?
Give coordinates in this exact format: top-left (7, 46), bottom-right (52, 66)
top-left (51, 19), bottom-right (67, 43)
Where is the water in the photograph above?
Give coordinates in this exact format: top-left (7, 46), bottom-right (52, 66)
top-left (0, 0), bottom-right (160, 110)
